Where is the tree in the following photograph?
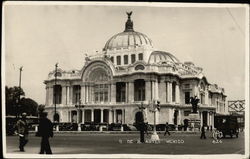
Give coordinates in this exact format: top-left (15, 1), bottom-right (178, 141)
top-left (20, 98), bottom-right (39, 116)
top-left (5, 86), bottom-right (39, 116)
top-left (5, 86), bottom-right (25, 116)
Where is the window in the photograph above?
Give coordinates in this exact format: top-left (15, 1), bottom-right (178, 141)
top-left (94, 84), bottom-right (109, 103)
top-left (200, 93), bottom-right (205, 104)
top-left (172, 82), bottom-right (176, 102)
top-left (110, 56), bottom-right (114, 63)
top-left (185, 92), bottom-right (190, 104)
top-left (138, 53), bottom-right (143, 60)
top-left (131, 54), bottom-right (136, 64)
top-left (53, 85), bottom-right (62, 104)
top-left (117, 56), bottom-right (121, 65)
top-left (116, 82), bottom-right (126, 102)
top-left (73, 85), bottom-right (81, 104)
top-left (124, 55), bottom-right (128, 65)
top-left (134, 79), bottom-right (145, 101)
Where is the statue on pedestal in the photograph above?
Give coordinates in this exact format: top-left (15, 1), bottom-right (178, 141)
top-left (190, 96), bottom-right (199, 113)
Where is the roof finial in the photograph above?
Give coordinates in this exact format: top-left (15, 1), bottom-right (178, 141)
top-left (124, 11), bottom-right (134, 32)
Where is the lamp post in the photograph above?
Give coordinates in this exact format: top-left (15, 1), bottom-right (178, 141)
top-left (150, 100), bottom-right (160, 141)
top-left (75, 99), bottom-right (84, 131)
top-left (54, 63), bottom-right (58, 123)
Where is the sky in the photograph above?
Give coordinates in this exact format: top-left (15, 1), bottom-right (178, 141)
top-left (3, 2), bottom-right (247, 105)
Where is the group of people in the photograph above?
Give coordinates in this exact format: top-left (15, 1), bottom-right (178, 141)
top-left (15, 112), bottom-right (54, 154)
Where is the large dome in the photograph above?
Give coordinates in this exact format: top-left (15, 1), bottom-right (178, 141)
top-left (148, 51), bottom-right (180, 64)
top-left (103, 12), bottom-right (153, 51)
top-left (103, 31), bottom-right (153, 51)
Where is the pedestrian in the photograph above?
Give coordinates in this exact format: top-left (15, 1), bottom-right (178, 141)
top-left (200, 125), bottom-right (206, 139)
top-left (164, 122), bottom-right (170, 136)
top-left (37, 112), bottom-right (53, 154)
top-left (15, 113), bottom-right (29, 152)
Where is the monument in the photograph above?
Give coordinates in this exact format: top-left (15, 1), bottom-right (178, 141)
top-left (188, 96), bottom-right (200, 131)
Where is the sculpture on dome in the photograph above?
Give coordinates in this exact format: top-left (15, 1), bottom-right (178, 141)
top-left (125, 11), bottom-right (134, 32)
top-left (126, 11), bottom-right (132, 19)
top-left (190, 96), bottom-right (199, 113)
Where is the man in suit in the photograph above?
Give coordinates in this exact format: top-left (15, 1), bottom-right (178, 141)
top-left (37, 112), bottom-right (54, 154)
top-left (16, 113), bottom-right (29, 152)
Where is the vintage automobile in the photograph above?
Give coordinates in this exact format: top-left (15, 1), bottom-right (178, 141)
top-left (214, 115), bottom-right (239, 138)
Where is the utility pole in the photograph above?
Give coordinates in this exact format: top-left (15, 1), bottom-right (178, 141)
top-left (17, 66), bottom-right (23, 118)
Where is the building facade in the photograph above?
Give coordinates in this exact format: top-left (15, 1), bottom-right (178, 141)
top-left (44, 13), bottom-right (227, 128)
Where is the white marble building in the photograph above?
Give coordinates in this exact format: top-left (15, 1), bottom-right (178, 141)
top-left (44, 12), bottom-right (227, 128)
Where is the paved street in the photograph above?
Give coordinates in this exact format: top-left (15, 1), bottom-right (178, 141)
top-left (5, 131), bottom-right (244, 155)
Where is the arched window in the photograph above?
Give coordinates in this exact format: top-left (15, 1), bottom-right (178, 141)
top-left (172, 82), bottom-right (176, 102)
top-left (135, 65), bottom-right (145, 70)
top-left (134, 79), bottom-right (145, 101)
top-left (53, 85), bottom-right (62, 104)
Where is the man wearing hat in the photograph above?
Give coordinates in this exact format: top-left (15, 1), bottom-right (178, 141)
top-left (16, 112), bottom-right (29, 152)
top-left (37, 112), bottom-right (53, 154)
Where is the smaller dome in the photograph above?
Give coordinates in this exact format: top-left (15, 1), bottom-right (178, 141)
top-left (148, 51), bottom-right (179, 64)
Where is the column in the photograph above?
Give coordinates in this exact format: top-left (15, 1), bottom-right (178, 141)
top-left (128, 82), bottom-right (134, 102)
top-left (91, 109), bottom-right (94, 122)
top-left (168, 82), bottom-right (172, 103)
top-left (76, 110), bottom-right (79, 123)
top-left (152, 81), bottom-right (155, 99)
top-left (101, 109), bottom-right (104, 123)
top-left (81, 85), bottom-right (85, 103)
top-left (108, 109), bottom-right (112, 124)
top-left (159, 80), bottom-right (166, 103)
top-left (62, 86), bottom-right (67, 105)
top-left (178, 109), bottom-right (181, 125)
top-left (155, 80), bottom-right (159, 100)
top-left (176, 84), bottom-right (180, 104)
top-left (200, 111), bottom-right (203, 127)
top-left (68, 86), bottom-right (73, 105)
top-left (145, 81), bottom-right (151, 101)
top-left (82, 109), bottom-right (85, 124)
top-left (111, 83), bottom-right (116, 103)
top-left (207, 112), bottom-right (210, 126)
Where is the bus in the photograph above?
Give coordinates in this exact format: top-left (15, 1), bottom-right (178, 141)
top-left (214, 115), bottom-right (239, 138)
